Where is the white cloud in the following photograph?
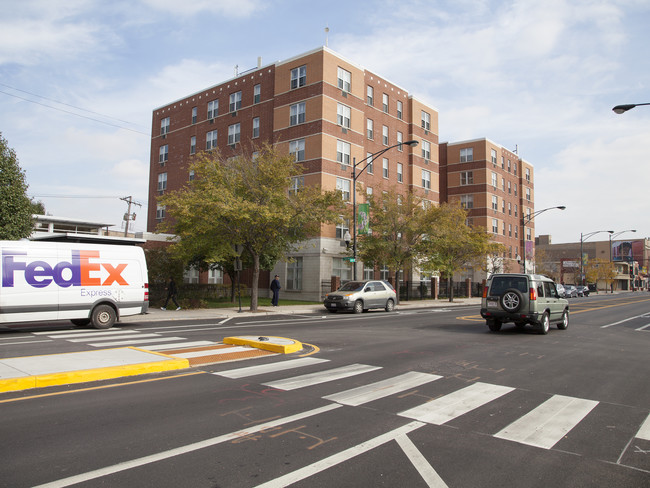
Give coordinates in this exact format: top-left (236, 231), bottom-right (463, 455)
top-left (139, 0), bottom-right (266, 17)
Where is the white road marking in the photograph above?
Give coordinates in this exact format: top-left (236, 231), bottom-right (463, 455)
top-left (67, 333), bottom-right (161, 343)
top-left (264, 364), bottom-right (381, 391)
top-left (215, 357), bottom-right (330, 379)
top-left (254, 421), bottom-right (425, 488)
top-left (636, 413), bottom-right (650, 441)
top-left (87, 337), bottom-right (185, 347)
top-left (494, 395), bottom-right (598, 449)
top-left (144, 341), bottom-right (218, 351)
top-left (399, 382), bottom-right (514, 425)
top-left (33, 404), bottom-right (342, 488)
top-left (396, 433), bottom-right (449, 487)
top-left (34, 330), bottom-right (141, 338)
top-left (169, 346), bottom-right (252, 359)
top-left (324, 371), bottom-right (442, 406)
top-left (635, 324), bottom-right (650, 331)
top-left (602, 313), bottom-right (649, 328)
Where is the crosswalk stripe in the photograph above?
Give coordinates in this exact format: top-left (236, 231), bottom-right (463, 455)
top-left (169, 346), bottom-right (251, 359)
top-left (215, 357), bottom-right (330, 379)
top-left (634, 413), bottom-right (650, 441)
top-left (36, 330), bottom-right (141, 338)
top-left (398, 382), bottom-right (514, 425)
top-left (324, 371), bottom-right (442, 406)
top-left (264, 364), bottom-right (381, 391)
top-left (87, 337), bottom-right (185, 347)
top-left (144, 341), bottom-right (218, 351)
top-left (494, 395), bottom-right (598, 449)
top-left (68, 333), bottom-right (161, 343)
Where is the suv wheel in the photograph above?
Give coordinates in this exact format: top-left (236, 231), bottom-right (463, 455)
top-left (487, 319), bottom-right (502, 332)
top-left (500, 288), bottom-right (524, 313)
top-left (557, 309), bottom-right (569, 330)
top-left (539, 312), bottom-right (550, 335)
top-left (353, 300), bottom-right (364, 314)
top-left (385, 299), bottom-right (395, 312)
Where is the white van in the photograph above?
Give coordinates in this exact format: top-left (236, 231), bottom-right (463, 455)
top-left (0, 241), bottom-right (149, 329)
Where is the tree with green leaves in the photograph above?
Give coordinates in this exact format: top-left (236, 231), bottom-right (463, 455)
top-left (0, 133), bottom-right (35, 239)
top-left (356, 190), bottom-right (432, 303)
top-left (159, 144), bottom-right (344, 310)
top-left (420, 203), bottom-right (500, 301)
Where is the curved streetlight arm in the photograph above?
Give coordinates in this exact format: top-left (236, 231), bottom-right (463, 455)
top-left (610, 229), bottom-right (636, 240)
top-left (353, 140), bottom-right (418, 180)
top-left (581, 230), bottom-right (614, 242)
top-left (612, 103), bottom-right (650, 114)
top-left (522, 205), bottom-right (566, 226)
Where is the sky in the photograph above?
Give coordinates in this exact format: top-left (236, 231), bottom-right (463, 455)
top-left (0, 0), bottom-right (649, 244)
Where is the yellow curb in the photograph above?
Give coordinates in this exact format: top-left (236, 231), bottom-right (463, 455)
top-left (0, 376), bottom-right (36, 393)
top-left (223, 336), bottom-right (303, 354)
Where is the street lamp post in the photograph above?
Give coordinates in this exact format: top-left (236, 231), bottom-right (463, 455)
top-left (612, 103), bottom-right (650, 114)
top-left (349, 140), bottom-right (419, 280)
top-left (521, 206), bottom-right (566, 273)
top-left (580, 230), bottom-right (614, 286)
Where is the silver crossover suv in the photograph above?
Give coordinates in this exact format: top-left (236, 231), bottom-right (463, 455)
top-left (324, 280), bottom-right (396, 313)
top-left (480, 273), bottom-right (569, 334)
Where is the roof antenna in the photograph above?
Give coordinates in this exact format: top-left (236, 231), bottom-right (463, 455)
top-left (325, 26), bottom-right (329, 47)
top-left (512, 144), bottom-right (518, 154)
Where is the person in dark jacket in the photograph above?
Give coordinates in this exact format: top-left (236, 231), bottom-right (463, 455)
top-left (161, 276), bottom-right (181, 310)
top-left (270, 275), bottom-right (281, 307)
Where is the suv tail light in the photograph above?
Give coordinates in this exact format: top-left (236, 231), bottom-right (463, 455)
top-left (482, 286), bottom-right (488, 298)
top-left (529, 287), bottom-right (537, 301)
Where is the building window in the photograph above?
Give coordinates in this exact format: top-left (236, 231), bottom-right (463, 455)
top-left (461, 195), bottom-right (474, 209)
top-left (380, 264), bottom-right (389, 281)
top-left (525, 168), bottom-right (531, 182)
top-left (508, 202), bottom-right (512, 215)
top-left (382, 125), bottom-right (389, 145)
top-left (159, 145), bottom-right (168, 163)
top-left (228, 123), bottom-right (240, 145)
top-left (502, 177), bottom-right (506, 191)
top-left (527, 228), bottom-right (532, 240)
top-left (382, 93), bottom-right (389, 113)
top-left (491, 196), bottom-right (498, 211)
top-left (502, 200), bottom-right (506, 213)
top-left (332, 257), bottom-right (352, 281)
top-left (156, 204), bottom-right (165, 220)
top-left (491, 148), bottom-right (497, 164)
top-left (206, 130), bottom-right (217, 150)
top-left (421, 140), bottom-right (431, 160)
top-left (503, 223), bottom-right (506, 236)
top-left (290, 65), bottom-right (306, 89)
top-left (160, 117), bottom-right (169, 135)
top-left (397, 163), bottom-right (403, 183)
top-left (189, 170), bottom-right (195, 181)
top-left (363, 265), bottom-right (374, 280)
top-left (421, 111), bottom-right (431, 131)
top-left (507, 159), bottom-right (511, 172)
top-left (336, 140), bottom-right (351, 165)
top-left (492, 218), bottom-right (499, 234)
top-left (157, 172), bottom-right (167, 192)
top-left (290, 139), bottom-right (305, 162)
top-left (513, 162), bottom-right (518, 175)
top-left (508, 181), bottom-right (512, 194)
top-left (366, 152), bottom-right (374, 174)
top-left (191, 106), bottom-right (197, 124)
top-left (337, 103), bottom-right (351, 128)
top-left (460, 171), bottom-right (473, 185)
top-left (382, 158), bottom-right (389, 178)
top-left (254, 84), bottom-right (261, 104)
top-left (287, 257), bottom-right (303, 290)
top-left (290, 102), bottom-right (306, 126)
top-left (367, 119), bottom-right (374, 139)
top-left (229, 91), bottom-right (242, 112)
top-left (289, 175), bottom-right (304, 194)
top-left (208, 268), bottom-right (223, 284)
top-left (252, 117), bottom-right (260, 138)
top-left (366, 186), bottom-right (373, 197)
top-left (207, 100), bottom-right (218, 119)
top-left (335, 218), bottom-right (350, 239)
top-left (491, 172), bottom-right (498, 188)
top-left (190, 136), bottom-right (196, 155)
top-left (526, 188), bottom-right (531, 201)
top-left (514, 183), bottom-right (518, 196)
top-left (367, 85), bottom-right (373, 106)
top-left (337, 67), bottom-right (351, 92)
top-left (515, 204), bottom-right (518, 217)
top-left (397, 100), bottom-right (403, 119)
top-left (422, 169), bottom-right (431, 189)
top-left (336, 177), bottom-right (351, 201)
top-left (397, 131), bottom-right (403, 149)
top-left (515, 225), bottom-right (519, 238)
top-left (460, 147), bottom-right (473, 162)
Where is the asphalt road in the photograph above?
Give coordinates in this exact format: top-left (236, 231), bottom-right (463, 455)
top-left (1, 293), bottom-right (649, 487)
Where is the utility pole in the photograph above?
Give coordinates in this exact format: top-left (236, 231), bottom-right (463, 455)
top-left (120, 196), bottom-right (142, 237)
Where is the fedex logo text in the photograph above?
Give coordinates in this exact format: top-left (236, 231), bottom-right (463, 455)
top-left (2, 250), bottom-right (129, 289)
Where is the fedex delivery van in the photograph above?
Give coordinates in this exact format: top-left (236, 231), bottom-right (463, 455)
top-left (0, 241), bottom-right (149, 329)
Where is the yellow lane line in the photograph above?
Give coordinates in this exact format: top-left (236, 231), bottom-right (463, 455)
top-left (299, 343), bottom-right (320, 356)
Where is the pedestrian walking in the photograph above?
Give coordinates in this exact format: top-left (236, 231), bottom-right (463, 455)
top-left (161, 276), bottom-right (181, 310)
top-left (270, 275), bottom-right (281, 307)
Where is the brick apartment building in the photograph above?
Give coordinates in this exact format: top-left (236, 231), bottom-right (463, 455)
top-left (148, 47), bottom-right (535, 300)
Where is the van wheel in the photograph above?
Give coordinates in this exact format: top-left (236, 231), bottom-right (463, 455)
top-left (557, 309), bottom-right (569, 330)
top-left (539, 312), bottom-right (550, 335)
top-left (385, 299), bottom-right (395, 312)
top-left (500, 289), bottom-right (523, 312)
top-left (92, 305), bottom-right (116, 329)
top-left (353, 300), bottom-right (364, 314)
top-left (71, 318), bottom-right (91, 327)
top-left (487, 319), bottom-right (502, 332)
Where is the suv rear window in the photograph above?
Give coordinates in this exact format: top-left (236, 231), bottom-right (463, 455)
top-left (489, 276), bottom-right (528, 295)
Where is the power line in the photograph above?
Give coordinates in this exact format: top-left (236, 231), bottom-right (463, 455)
top-left (0, 89), bottom-right (149, 136)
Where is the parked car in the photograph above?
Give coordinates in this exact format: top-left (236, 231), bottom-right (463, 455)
top-left (556, 283), bottom-right (566, 298)
top-left (564, 285), bottom-right (578, 298)
top-left (577, 285), bottom-right (590, 297)
top-left (480, 273), bottom-right (569, 334)
top-left (324, 280), bottom-right (396, 313)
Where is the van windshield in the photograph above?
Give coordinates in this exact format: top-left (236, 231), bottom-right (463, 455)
top-left (489, 276), bottom-right (528, 295)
